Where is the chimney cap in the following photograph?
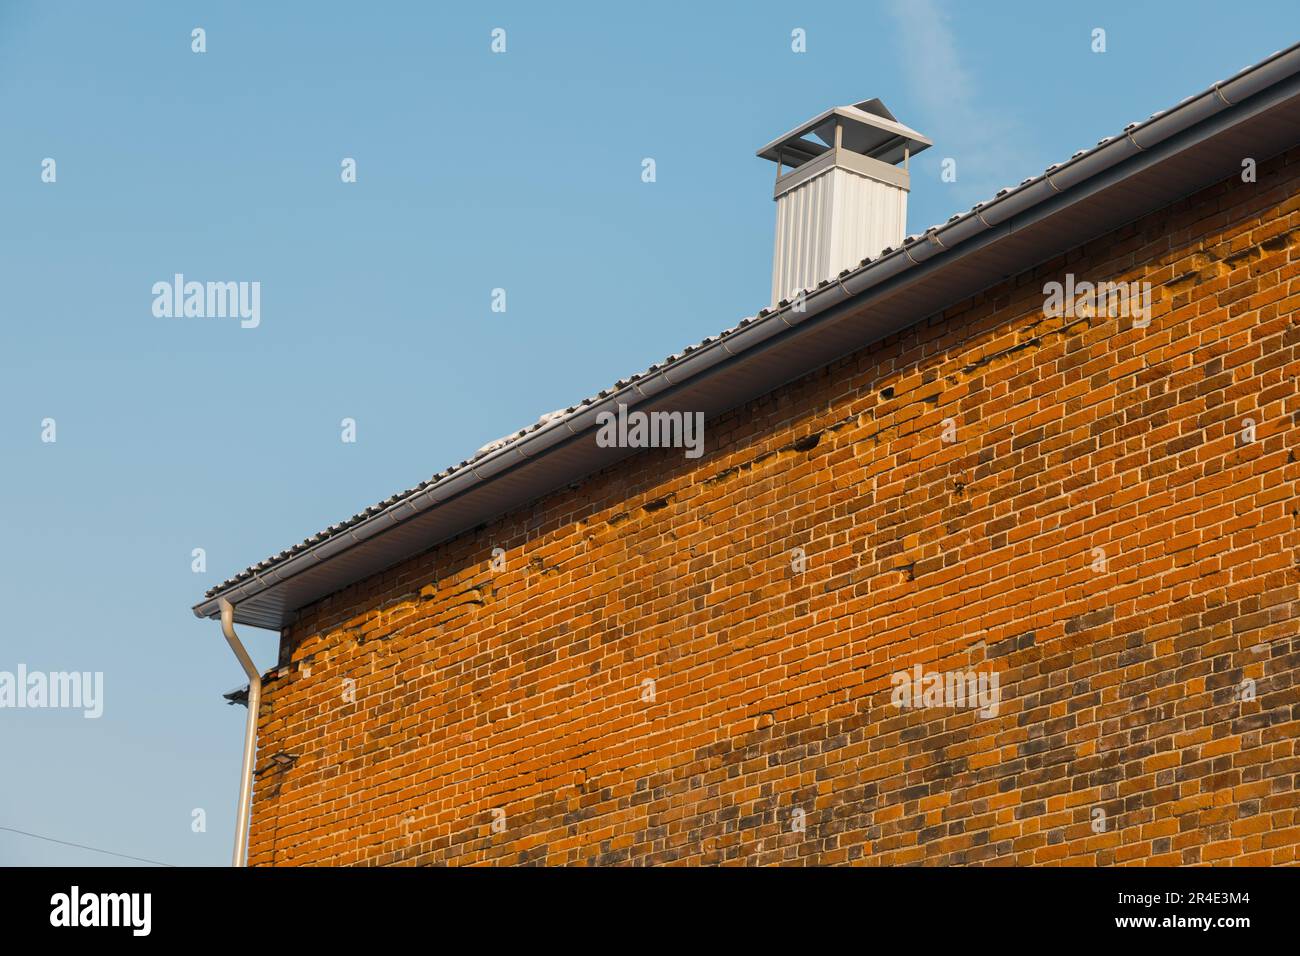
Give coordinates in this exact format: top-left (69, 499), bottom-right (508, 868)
top-left (756, 98), bottom-right (932, 168)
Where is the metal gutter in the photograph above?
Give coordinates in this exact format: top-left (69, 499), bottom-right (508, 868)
top-left (195, 43), bottom-right (1300, 631)
top-left (220, 598), bottom-right (261, 867)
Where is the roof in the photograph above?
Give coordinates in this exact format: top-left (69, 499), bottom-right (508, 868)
top-left (756, 98), bottom-right (933, 167)
top-left (195, 43), bottom-right (1300, 630)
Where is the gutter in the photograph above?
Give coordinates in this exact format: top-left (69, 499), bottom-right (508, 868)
top-left (220, 598), bottom-right (262, 868)
top-left (192, 42), bottom-right (1300, 628)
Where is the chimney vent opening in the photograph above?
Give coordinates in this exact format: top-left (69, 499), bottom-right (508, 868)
top-left (757, 98), bottom-right (932, 307)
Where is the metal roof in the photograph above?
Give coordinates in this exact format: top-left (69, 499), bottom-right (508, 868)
top-left (756, 98), bottom-right (933, 167)
top-left (194, 43), bottom-right (1300, 630)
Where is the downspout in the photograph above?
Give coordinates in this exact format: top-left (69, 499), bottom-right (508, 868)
top-left (220, 598), bottom-right (262, 868)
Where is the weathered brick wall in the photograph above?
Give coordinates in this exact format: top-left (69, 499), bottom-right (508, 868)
top-left (247, 149), bottom-right (1300, 866)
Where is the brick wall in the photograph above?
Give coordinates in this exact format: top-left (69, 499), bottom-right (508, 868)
top-left (247, 149), bottom-right (1300, 866)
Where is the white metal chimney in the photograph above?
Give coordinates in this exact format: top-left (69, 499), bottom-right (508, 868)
top-left (757, 98), bottom-right (932, 307)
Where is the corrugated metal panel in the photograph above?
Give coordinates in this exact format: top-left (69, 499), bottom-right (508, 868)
top-left (195, 43), bottom-right (1300, 629)
top-left (829, 167), bottom-right (907, 283)
top-left (772, 165), bottom-right (907, 305)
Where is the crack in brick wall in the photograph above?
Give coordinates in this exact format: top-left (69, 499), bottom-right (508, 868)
top-left (247, 148), bottom-right (1300, 866)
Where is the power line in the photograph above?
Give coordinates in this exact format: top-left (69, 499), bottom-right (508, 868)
top-left (0, 825), bottom-right (176, 867)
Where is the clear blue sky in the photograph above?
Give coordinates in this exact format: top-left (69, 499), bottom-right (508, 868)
top-left (2, 1), bottom-right (1297, 866)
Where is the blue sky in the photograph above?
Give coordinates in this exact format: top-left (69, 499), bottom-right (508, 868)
top-left (2, 1), bottom-right (1297, 866)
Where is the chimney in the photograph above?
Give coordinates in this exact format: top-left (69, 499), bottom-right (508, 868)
top-left (757, 98), bottom-right (932, 307)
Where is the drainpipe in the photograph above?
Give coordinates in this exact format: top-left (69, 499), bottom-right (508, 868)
top-left (220, 598), bottom-right (262, 868)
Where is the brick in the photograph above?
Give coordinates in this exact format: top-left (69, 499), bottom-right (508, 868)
top-left (243, 147), bottom-right (1300, 868)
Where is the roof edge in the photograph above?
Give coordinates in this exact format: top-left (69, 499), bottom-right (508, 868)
top-left (195, 43), bottom-right (1300, 627)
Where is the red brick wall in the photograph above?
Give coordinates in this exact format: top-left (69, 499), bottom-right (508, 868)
top-left (247, 149), bottom-right (1300, 866)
